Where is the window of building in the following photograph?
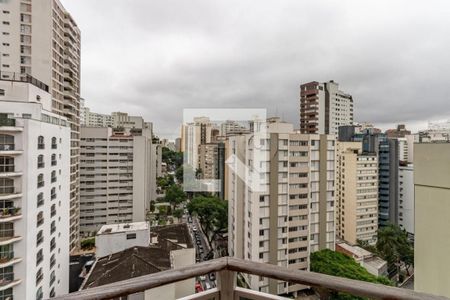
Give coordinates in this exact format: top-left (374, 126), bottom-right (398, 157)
top-left (37, 173), bottom-right (44, 188)
top-left (51, 187), bottom-right (56, 200)
top-left (37, 211), bottom-right (44, 227)
top-left (36, 230), bottom-right (43, 246)
top-left (50, 221), bottom-right (56, 234)
top-left (37, 192), bottom-right (44, 207)
top-left (51, 137), bottom-right (57, 149)
top-left (51, 170), bottom-right (56, 183)
top-left (0, 266), bottom-right (13, 286)
top-left (51, 204), bottom-right (56, 217)
top-left (36, 249), bottom-right (43, 266)
top-left (50, 270), bottom-right (56, 286)
top-left (0, 89), bottom-right (4, 96)
top-left (50, 237), bottom-right (56, 251)
top-left (0, 156), bottom-right (14, 173)
top-left (51, 154), bottom-right (57, 166)
top-left (0, 134), bottom-right (14, 150)
top-left (37, 155), bottom-right (44, 168)
top-left (0, 178), bottom-right (14, 195)
top-left (126, 233), bottom-right (136, 240)
top-left (37, 136), bottom-right (44, 149)
top-left (36, 268), bottom-right (43, 286)
top-left (0, 288), bottom-right (13, 300)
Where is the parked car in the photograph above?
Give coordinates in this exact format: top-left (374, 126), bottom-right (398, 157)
top-left (195, 282), bottom-right (203, 293)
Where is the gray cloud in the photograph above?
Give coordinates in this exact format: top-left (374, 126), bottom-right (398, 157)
top-left (61, 0), bottom-right (450, 138)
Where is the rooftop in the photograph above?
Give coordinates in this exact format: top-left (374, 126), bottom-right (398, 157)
top-left (80, 223), bottom-right (193, 291)
top-left (0, 71), bottom-right (49, 92)
top-left (97, 221), bottom-right (149, 235)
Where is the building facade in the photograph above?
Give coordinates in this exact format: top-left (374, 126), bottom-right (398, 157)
top-left (0, 0), bottom-right (82, 251)
top-left (227, 119), bottom-right (335, 296)
top-left (398, 163), bottom-right (414, 240)
top-left (300, 80), bottom-right (354, 135)
top-left (0, 79), bottom-right (70, 299)
top-left (414, 143), bottom-right (450, 298)
top-left (79, 125), bottom-right (158, 237)
top-left (336, 142), bottom-right (378, 245)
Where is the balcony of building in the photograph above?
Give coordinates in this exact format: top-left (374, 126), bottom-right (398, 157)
top-left (0, 206), bottom-right (22, 223)
top-left (0, 267), bottom-right (21, 292)
top-left (54, 257), bottom-right (446, 300)
top-left (0, 226), bottom-right (22, 247)
top-left (0, 250), bottom-right (22, 269)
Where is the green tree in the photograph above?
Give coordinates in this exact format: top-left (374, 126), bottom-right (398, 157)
top-left (149, 200), bottom-right (156, 213)
top-left (173, 208), bottom-right (184, 219)
top-left (187, 196), bottom-right (227, 247)
top-left (175, 165), bottom-right (184, 183)
top-left (310, 249), bottom-right (393, 299)
top-left (161, 147), bottom-right (183, 170)
top-left (165, 184), bottom-right (186, 209)
top-left (81, 238), bottom-right (95, 250)
top-left (376, 224), bottom-right (414, 277)
top-left (157, 175), bottom-right (175, 190)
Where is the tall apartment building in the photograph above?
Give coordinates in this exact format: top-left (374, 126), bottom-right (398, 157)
top-left (300, 80), bottom-right (354, 135)
top-left (79, 124), bottom-right (159, 237)
top-left (397, 135), bottom-right (415, 163)
top-left (336, 142), bottom-right (378, 245)
top-left (398, 163), bottom-right (414, 240)
top-left (414, 143), bottom-right (450, 298)
top-left (0, 79), bottom-right (70, 299)
top-left (181, 117), bottom-right (217, 167)
top-left (340, 127), bottom-right (399, 228)
top-left (0, 0), bottom-right (82, 251)
top-left (227, 119), bottom-right (335, 296)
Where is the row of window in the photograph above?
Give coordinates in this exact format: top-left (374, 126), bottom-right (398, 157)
top-left (37, 136), bottom-right (59, 150)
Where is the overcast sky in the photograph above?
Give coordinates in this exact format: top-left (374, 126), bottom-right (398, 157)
top-left (61, 0), bottom-right (450, 139)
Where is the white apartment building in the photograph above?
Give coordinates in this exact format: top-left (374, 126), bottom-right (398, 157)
top-left (0, 0), bottom-right (82, 251)
top-left (398, 164), bottom-right (414, 240)
top-left (300, 80), bottom-right (354, 135)
top-left (336, 142), bottom-right (378, 245)
top-left (82, 107), bottom-right (113, 128)
top-left (397, 135), bottom-right (415, 163)
top-left (0, 79), bottom-right (70, 299)
top-left (226, 119), bottom-right (335, 297)
top-left (79, 126), bottom-right (159, 237)
top-left (181, 117), bottom-right (217, 168)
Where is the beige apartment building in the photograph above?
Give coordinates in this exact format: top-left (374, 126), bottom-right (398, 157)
top-left (336, 142), bottom-right (378, 245)
top-left (79, 124), bottom-right (160, 237)
top-left (226, 118), bottom-right (335, 297)
top-left (0, 0), bottom-right (82, 251)
top-left (414, 143), bottom-right (450, 298)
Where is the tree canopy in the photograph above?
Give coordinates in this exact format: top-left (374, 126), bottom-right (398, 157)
top-left (311, 249), bottom-right (392, 300)
top-left (187, 196), bottom-right (227, 246)
top-left (164, 184), bottom-right (186, 209)
top-left (161, 147), bottom-right (183, 170)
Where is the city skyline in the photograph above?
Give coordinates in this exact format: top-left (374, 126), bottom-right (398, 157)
top-left (60, 0), bottom-right (450, 139)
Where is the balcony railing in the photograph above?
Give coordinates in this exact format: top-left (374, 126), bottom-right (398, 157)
top-left (53, 257), bottom-right (447, 300)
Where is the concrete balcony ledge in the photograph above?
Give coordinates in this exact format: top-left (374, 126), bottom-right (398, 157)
top-left (0, 257), bottom-right (22, 268)
top-left (0, 150), bottom-right (23, 156)
top-left (0, 171), bottom-right (23, 178)
top-left (0, 279), bottom-right (21, 292)
top-left (0, 213), bottom-right (22, 223)
top-left (0, 193), bottom-right (22, 201)
top-left (0, 126), bottom-right (23, 132)
top-left (0, 236), bottom-right (22, 246)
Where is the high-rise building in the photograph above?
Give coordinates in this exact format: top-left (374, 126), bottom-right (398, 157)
top-left (300, 80), bottom-right (354, 135)
top-left (0, 0), bottom-right (81, 251)
top-left (181, 117), bottom-right (216, 167)
top-left (340, 129), bottom-right (400, 228)
top-left (0, 79), bottom-right (70, 299)
top-left (226, 119), bottom-right (335, 296)
top-left (414, 143), bottom-right (450, 298)
top-left (398, 163), bottom-right (414, 240)
top-left (397, 135), bottom-right (415, 163)
top-left (336, 141), bottom-right (378, 245)
top-left (79, 123), bottom-right (159, 237)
